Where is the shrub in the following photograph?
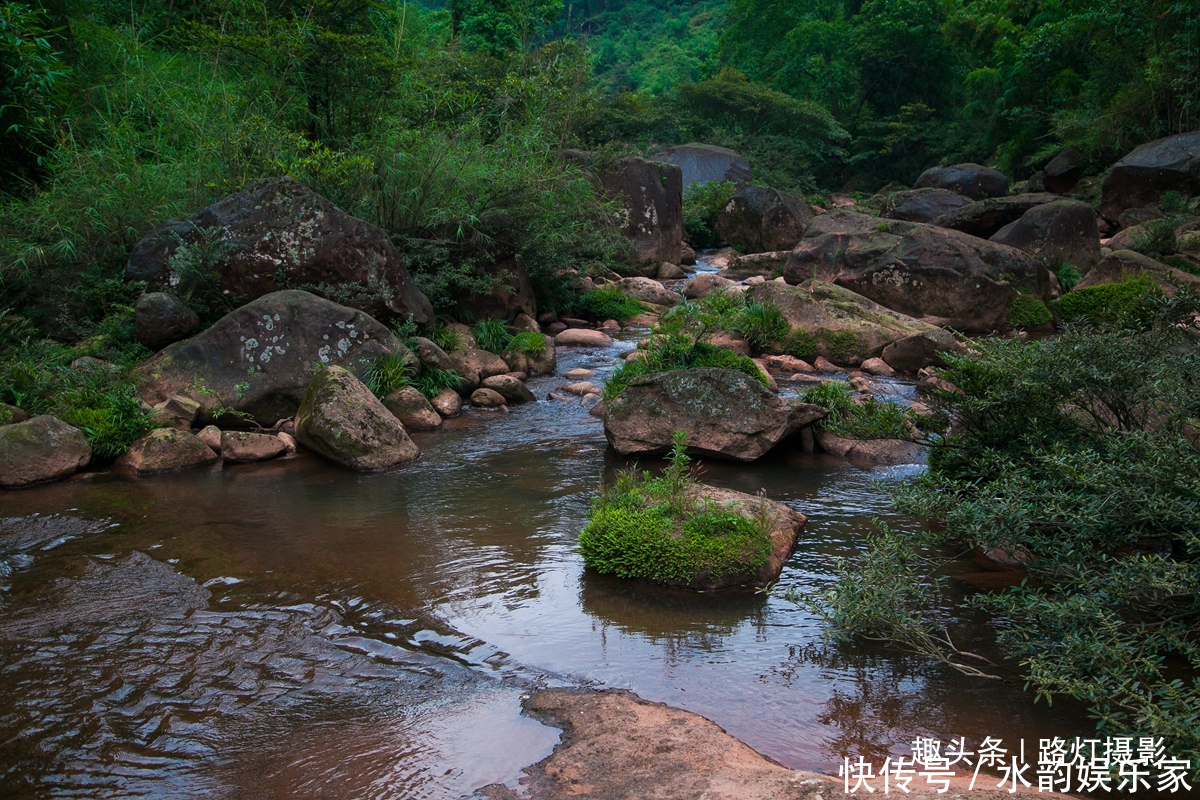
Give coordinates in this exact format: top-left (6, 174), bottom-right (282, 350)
top-left (1054, 262), bottom-right (1082, 292)
top-left (473, 318), bottom-right (512, 355)
top-left (426, 321), bottom-right (465, 354)
top-left (579, 433), bottom-right (773, 585)
top-left (800, 380), bottom-right (912, 439)
top-left (365, 352), bottom-right (414, 398)
top-left (682, 180), bottom-right (736, 248)
top-left (796, 314), bottom-right (1200, 760)
top-left (1006, 294), bottom-right (1052, 328)
top-left (508, 331), bottom-right (547, 356)
top-left (1051, 275), bottom-right (1162, 326)
top-left (1131, 216), bottom-right (1181, 257)
top-left (578, 285), bottom-right (646, 322)
top-left (733, 300), bottom-right (789, 351)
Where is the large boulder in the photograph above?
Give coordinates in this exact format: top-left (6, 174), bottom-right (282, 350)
top-left (1043, 147), bottom-right (1084, 194)
top-left (932, 193), bottom-right (1061, 238)
top-left (989, 198), bottom-right (1102, 272)
top-left (1074, 249), bottom-right (1200, 296)
top-left (1100, 132), bottom-right (1200, 224)
top-left (140, 290), bottom-right (412, 426)
top-left (451, 252), bottom-right (536, 322)
top-left (649, 143), bottom-right (751, 187)
top-left (0, 416), bottom-right (92, 488)
top-left (743, 280), bottom-right (938, 362)
top-left (599, 157), bottom-right (684, 272)
top-left (125, 177), bottom-right (432, 323)
top-left (880, 329), bottom-right (967, 372)
top-left (682, 272), bottom-right (737, 299)
top-left (782, 210), bottom-right (1051, 333)
top-left (882, 188), bottom-right (970, 223)
top-left (715, 185), bottom-right (813, 253)
top-left (115, 428), bottom-right (219, 475)
top-left (914, 163), bottom-right (1009, 200)
top-left (294, 366), bottom-right (419, 471)
top-left (615, 276), bottom-right (680, 307)
top-left (135, 292), bottom-right (199, 351)
top-left (603, 368), bottom-right (827, 461)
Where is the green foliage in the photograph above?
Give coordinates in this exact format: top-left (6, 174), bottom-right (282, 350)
top-left (579, 432), bottom-right (773, 585)
top-left (1006, 294), bottom-right (1053, 329)
top-left (800, 380), bottom-right (912, 439)
top-left (604, 339), bottom-right (763, 401)
top-left (366, 352), bottom-right (416, 398)
top-left (508, 330), bottom-right (548, 356)
top-left (1131, 216), bottom-right (1184, 258)
top-left (682, 180), bottom-right (736, 248)
top-left (413, 366), bottom-right (465, 399)
top-left (733, 300), bottom-right (788, 351)
top-left (1051, 275), bottom-right (1162, 327)
top-left (1054, 262), bottom-right (1082, 292)
top-left (426, 321), bottom-right (466, 354)
top-left (0, 338), bottom-right (152, 457)
top-left (473, 318), bottom-right (513, 355)
top-left (452, 0), bottom-right (564, 57)
top-left (822, 329), bottom-right (865, 361)
top-left (578, 285), bottom-right (646, 321)
top-left (0, 2), bottom-right (68, 193)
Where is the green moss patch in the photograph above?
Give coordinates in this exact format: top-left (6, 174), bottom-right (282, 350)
top-left (1007, 294), bottom-right (1052, 329)
top-left (1051, 275), bottom-right (1162, 325)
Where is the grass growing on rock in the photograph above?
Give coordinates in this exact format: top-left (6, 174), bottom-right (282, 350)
top-left (578, 285), bottom-right (646, 322)
top-left (801, 380), bottom-right (912, 440)
top-left (1051, 275), bottom-right (1162, 326)
top-left (473, 318), bottom-right (512, 355)
top-left (508, 331), bottom-right (548, 356)
top-left (579, 433), bottom-right (773, 586)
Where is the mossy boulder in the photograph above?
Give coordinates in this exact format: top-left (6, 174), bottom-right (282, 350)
top-left (0, 416), bottom-right (92, 488)
top-left (744, 280), bottom-right (939, 363)
top-left (989, 198), bottom-right (1102, 272)
top-left (295, 366), bottom-right (419, 471)
top-left (603, 368), bottom-right (827, 461)
top-left (116, 428), bottom-right (220, 475)
top-left (580, 482), bottom-right (806, 591)
top-left (382, 386), bottom-right (442, 430)
top-left (783, 209), bottom-right (1051, 333)
top-left (1075, 250), bottom-right (1200, 296)
top-left (139, 290), bottom-right (413, 426)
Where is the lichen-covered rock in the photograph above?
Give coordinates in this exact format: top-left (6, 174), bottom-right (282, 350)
top-left (0, 416), bottom-right (92, 487)
top-left (883, 187), bottom-right (970, 223)
top-left (139, 291), bottom-right (411, 426)
top-left (990, 198), bottom-right (1103, 272)
top-left (650, 142), bottom-right (751, 187)
top-left (743, 280), bottom-right (938, 362)
top-left (715, 185), bottom-right (813, 253)
top-left (295, 366), bottom-right (419, 471)
top-left (116, 428), bottom-right (219, 475)
top-left (125, 177), bottom-right (432, 322)
top-left (481, 374), bottom-right (536, 404)
top-left (914, 162), bottom-right (1009, 200)
top-left (600, 157), bottom-right (684, 272)
top-left (615, 276), bottom-right (680, 307)
top-left (783, 210), bottom-right (1051, 333)
top-left (383, 386), bottom-right (442, 430)
top-left (881, 329), bottom-right (967, 372)
top-left (135, 292), bottom-right (199, 351)
top-left (603, 368), bottom-right (827, 461)
top-left (932, 193), bottom-right (1061, 238)
top-left (197, 425), bottom-right (222, 452)
top-left (220, 430), bottom-right (288, 463)
top-left (1100, 132), bottom-right (1200, 223)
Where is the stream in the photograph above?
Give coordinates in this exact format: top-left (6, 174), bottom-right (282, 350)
top-left (0, 256), bottom-right (1102, 798)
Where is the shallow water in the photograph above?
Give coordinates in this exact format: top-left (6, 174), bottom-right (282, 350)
top-left (0, 262), bottom-right (1104, 797)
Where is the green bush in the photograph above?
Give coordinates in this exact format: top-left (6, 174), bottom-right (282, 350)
top-left (682, 180), bottom-right (736, 248)
top-left (473, 318), bottom-right (512, 355)
top-left (1051, 275), bottom-right (1162, 326)
top-left (800, 380), bottom-right (912, 439)
top-left (797, 309), bottom-right (1200, 760)
top-left (1006, 294), bottom-right (1052, 328)
top-left (1054, 262), bottom-right (1082, 292)
top-left (578, 285), bottom-right (646, 322)
top-left (579, 433), bottom-right (773, 586)
top-left (604, 340), bottom-right (765, 401)
top-left (733, 300), bottom-right (789, 351)
top-left (508, 331), bottom-right (547, 356)
top-left (1131, 216), bottom-right (1182, 258)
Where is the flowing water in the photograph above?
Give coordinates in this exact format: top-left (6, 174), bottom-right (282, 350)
top-left (0, 257), bottom-right (1104, 798)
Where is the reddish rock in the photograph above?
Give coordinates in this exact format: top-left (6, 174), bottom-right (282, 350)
top-left (220, 430), bottom-right (287, 463)
top-left (295, 366), bottom-right (419, 471)
top-left (915, 162), bottom-right (1009, 200)
top-left (0, 416), bottom-right (92, 487)
top-left (116, 428), bottom-right (218, 475)
top-left (470, 387), bottom-right (507, 408)
top-left (554, 328), bottom-right (613, 348)
top-left (383, 386), bottom-right (443, 430)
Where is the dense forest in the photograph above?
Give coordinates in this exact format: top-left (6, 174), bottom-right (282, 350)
top-left (2, 0), bottom-right (1200, 777)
